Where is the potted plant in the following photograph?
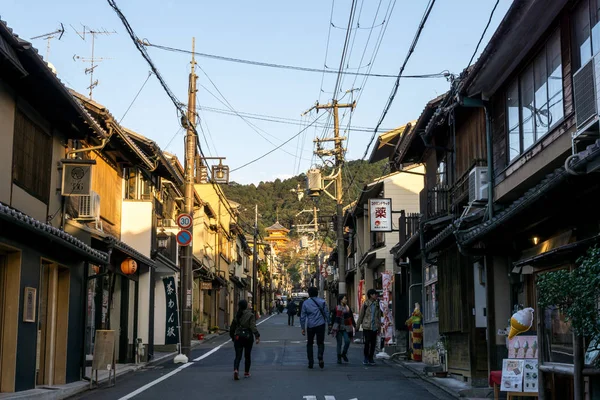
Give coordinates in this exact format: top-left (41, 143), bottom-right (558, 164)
top-left (193, 308), bottom-right (205, 339)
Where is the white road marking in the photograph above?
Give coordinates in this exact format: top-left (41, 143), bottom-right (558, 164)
top-left (325, 396), bottom-right (336, 400)
top-left (261, 340), bottom-right (280, 343)
top-left (118, 313), bottom-right (276, 399)
top-left (117, 362), bottom-right (194, 400)
top-left (303, 397), bottom-right (317, 400)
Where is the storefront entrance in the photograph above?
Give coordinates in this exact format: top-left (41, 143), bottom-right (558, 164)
top-left (36, 261), bottom-right (70, 386)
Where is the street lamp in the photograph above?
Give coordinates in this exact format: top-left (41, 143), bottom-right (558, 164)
top-left (212, 159), bottom-right (229, 184)
top-left (157, 231), bottom-right (169, 251)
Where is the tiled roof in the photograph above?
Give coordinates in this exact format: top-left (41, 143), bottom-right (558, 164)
top-left (266, 221), bottom-right (290, 232)
top-left (424, 224), bottom-right (455, 253)
top-left (0, 203), bottom-right (109, 263)
top-left (105, 236), bottom-right (156, 268)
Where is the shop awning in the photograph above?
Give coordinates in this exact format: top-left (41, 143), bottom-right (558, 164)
top-left (513, 233), bottom-right (600, 270)
top-left (105, 237), bottom-right (156, 268)
top-left (155, 253), bottom-right (178, 273)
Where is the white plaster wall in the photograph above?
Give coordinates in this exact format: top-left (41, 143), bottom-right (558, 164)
top-left (0, 81), bottom-right (15, 205)
top-left (154, 276), bottom-right (167, 345)
top-left (474, 262), bottom-right (487, 328)
top-left (11, 184), bottom-right (46, 221)
top-left (121, 201), bottom-right (153, 257)
top-left (138, 270), bottom-right (151, 343)
top-left (47, 133), bottom-right (66, 228)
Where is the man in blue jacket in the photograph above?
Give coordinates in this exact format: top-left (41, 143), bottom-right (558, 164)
top-left (300, 287), bottom-right (330, 369)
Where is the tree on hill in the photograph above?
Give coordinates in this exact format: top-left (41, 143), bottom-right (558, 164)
top-left (221, 159), bottom-right (387, 237)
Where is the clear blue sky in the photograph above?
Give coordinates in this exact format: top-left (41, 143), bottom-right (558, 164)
top-left (3, 0), bottom-right (512, 184)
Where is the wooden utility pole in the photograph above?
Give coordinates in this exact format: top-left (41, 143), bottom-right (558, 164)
top-left (180, 37), bottom-right (197, 360)
top-left (253, 205), bottom-right (258, 314)
top-left (308, 100), bottom-right (355, 295)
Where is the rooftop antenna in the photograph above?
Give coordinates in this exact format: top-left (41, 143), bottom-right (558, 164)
top-left (30, 23), bottom-right (65, 62)
top-left (71, 24), bottom-right (116, 99)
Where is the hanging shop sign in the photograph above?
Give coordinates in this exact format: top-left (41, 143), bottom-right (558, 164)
top-left (200, 282), bottom-right (213, 290)
top-left (381, 273), bottom-right (394, 344)
top-left (369, 198), bottom-right (392, 232)
top-left (163, 276), bottom-right (180, 345)
top-left (61, 159), bottom-right (95, 196)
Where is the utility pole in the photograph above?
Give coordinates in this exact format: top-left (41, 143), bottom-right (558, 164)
top-left (180, 37), bottom-right (197, 361)
top-left (253, 204), bottom-right (258, 315)
top-left (305, 100), bottom-right (355, 295)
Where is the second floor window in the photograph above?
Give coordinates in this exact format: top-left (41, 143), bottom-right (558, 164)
top-left (12, 109), bottom-right (52, 202)
top-left (573, 0), bottom-right (600, 70)
top-left (123, 168), bottom-right (153, 200)
top-left (507, 29), bottom-right (563, 162)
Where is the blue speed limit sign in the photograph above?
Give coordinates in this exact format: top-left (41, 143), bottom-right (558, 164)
top-left (176, 213), bottom-right (193, 229)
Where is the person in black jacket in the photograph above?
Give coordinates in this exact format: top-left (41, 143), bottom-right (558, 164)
top-left (286, 300), bottom-right (298, 326)
top-left (230, 299), bottom-right (260, 380)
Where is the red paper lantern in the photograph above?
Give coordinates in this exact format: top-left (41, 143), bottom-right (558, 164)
top-left (121, 258), bottom-right (137, 275)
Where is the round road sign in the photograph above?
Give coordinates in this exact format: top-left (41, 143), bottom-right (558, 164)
top-left (176, 230), bottom-right (192, 247)
top-left (176, 213), bottom-right (193, 229)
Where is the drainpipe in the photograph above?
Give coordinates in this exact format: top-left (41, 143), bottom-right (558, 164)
top-left (66, 127), bottom-right (113, 159)
top-left (457, 97), bottom-right (495, 220)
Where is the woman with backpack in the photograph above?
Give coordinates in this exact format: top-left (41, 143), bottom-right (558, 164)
top-left (229, 299), bottom-right (260, 380)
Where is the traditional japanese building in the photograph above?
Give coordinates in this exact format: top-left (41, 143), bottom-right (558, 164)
top-left (264, 221), bottom-right (290, 250)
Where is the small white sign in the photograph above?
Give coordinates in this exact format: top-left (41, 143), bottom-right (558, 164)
top-left (369, 198), bottom-right (392, 232)
top-left (523, 360), bottom-right (539, 393)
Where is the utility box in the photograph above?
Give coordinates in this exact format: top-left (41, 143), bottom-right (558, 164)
top-left (306, 169), bottom-right (322, 197)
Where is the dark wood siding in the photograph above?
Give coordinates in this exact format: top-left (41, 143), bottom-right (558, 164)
top-left (561, 13), bottom-right (573, 116)
top-left (455, 107), bottom-right (487, 179)
top-left (438, 246), bottom-right (473, 333)
top-left (490, 94), bottom-right (507, 184)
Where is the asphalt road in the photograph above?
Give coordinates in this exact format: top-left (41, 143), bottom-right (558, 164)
top-left (72, 313), bottom-right (453, 400)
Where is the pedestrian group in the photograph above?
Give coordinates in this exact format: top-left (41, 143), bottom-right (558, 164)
top-left (230, 286), bottom-right (382, 379)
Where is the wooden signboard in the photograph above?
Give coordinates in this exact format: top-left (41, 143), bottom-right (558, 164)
top-left (91, 330), bottom-right (116, 388)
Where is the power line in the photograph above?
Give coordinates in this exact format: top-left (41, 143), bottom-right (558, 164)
top-left (192, 104), bottom-right (395, 132)
top-left (140, 40), bottom-right (448, 80)
top-left (362, 0), bottom-right (437, 160)
top-left (119, 70), bottom-right (153, 123)
top-left (332, 0), bottom-right (357, 100)
top-left (231, 113), bottom-right (326, 173)
top-left (197, 71), bottom-right (313, 162)
top-left (467, 0), bottom-right (500, 68)
top-left (107, 0), bottom-right (253, 234)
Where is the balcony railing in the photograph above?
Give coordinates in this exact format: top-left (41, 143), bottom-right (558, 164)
top-left (427, 185), bottom-right (450, 219)
top-left (398, 210), bottom-right (421, 245)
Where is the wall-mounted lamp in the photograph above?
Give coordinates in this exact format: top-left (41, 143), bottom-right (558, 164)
top-left (157, 231), bottom-right (169, 250)
top-left (212, 159), bottom-right (229, 184)
top-left (532, 236), bottom-right (540, 245)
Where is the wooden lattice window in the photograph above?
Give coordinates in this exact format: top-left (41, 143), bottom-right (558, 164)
top-left (12, 109), bottom-right (52, 202)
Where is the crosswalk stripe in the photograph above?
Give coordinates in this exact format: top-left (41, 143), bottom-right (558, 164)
top-left (325, 396), bottom-right (336, 400)
top-left (302, 396), bottom-right (317, 400)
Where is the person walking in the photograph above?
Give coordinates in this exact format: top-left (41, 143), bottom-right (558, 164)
top-left (300, 287), bottom-right (330, 369)
top-left (356, 289), bottom-right (381, 366)
top-left (331, 294), bottom-right (356, 364)
top-left (230, 299), bottom-right (260, 380)
top-left (286, 299), bottom-right (298, 326)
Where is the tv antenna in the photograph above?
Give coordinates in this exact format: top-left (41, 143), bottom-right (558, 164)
top-left (71, 25), bottom-right (116, 99)
top-left (30, 23), bottom-right (65, 62)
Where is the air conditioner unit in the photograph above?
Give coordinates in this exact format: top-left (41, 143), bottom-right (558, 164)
top-left (573, 54), bottom-right (600, 150)
top-left (78, 191), bottom-right (102, 230)
top-left (468, 167), bottom-right (488, 203)
top-left (158, 218), bottom-right (176, 228)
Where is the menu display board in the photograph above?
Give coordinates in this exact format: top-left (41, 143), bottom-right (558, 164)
top-left (501, 359), bottom-right (524, 392)
top-left (523, 360), bottom-right (539, 392)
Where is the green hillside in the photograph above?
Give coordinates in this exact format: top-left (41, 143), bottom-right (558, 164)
top-left (222, 160), bottom-right (387, 236)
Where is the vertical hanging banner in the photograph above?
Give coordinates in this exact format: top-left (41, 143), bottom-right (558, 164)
top-left (369, 198), bottom-right (392, 232)
top-left (358, 279), bottom-right (365, 310)
top-left (163, 276), bottom-right (180, 345)
top-left (381, 272), bottom-right (394, 344)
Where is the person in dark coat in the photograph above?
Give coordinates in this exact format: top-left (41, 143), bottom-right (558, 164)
top-left (230, 299), bottom-right (260, 380)
top-left (286, 300), bottom-right (298, 326)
